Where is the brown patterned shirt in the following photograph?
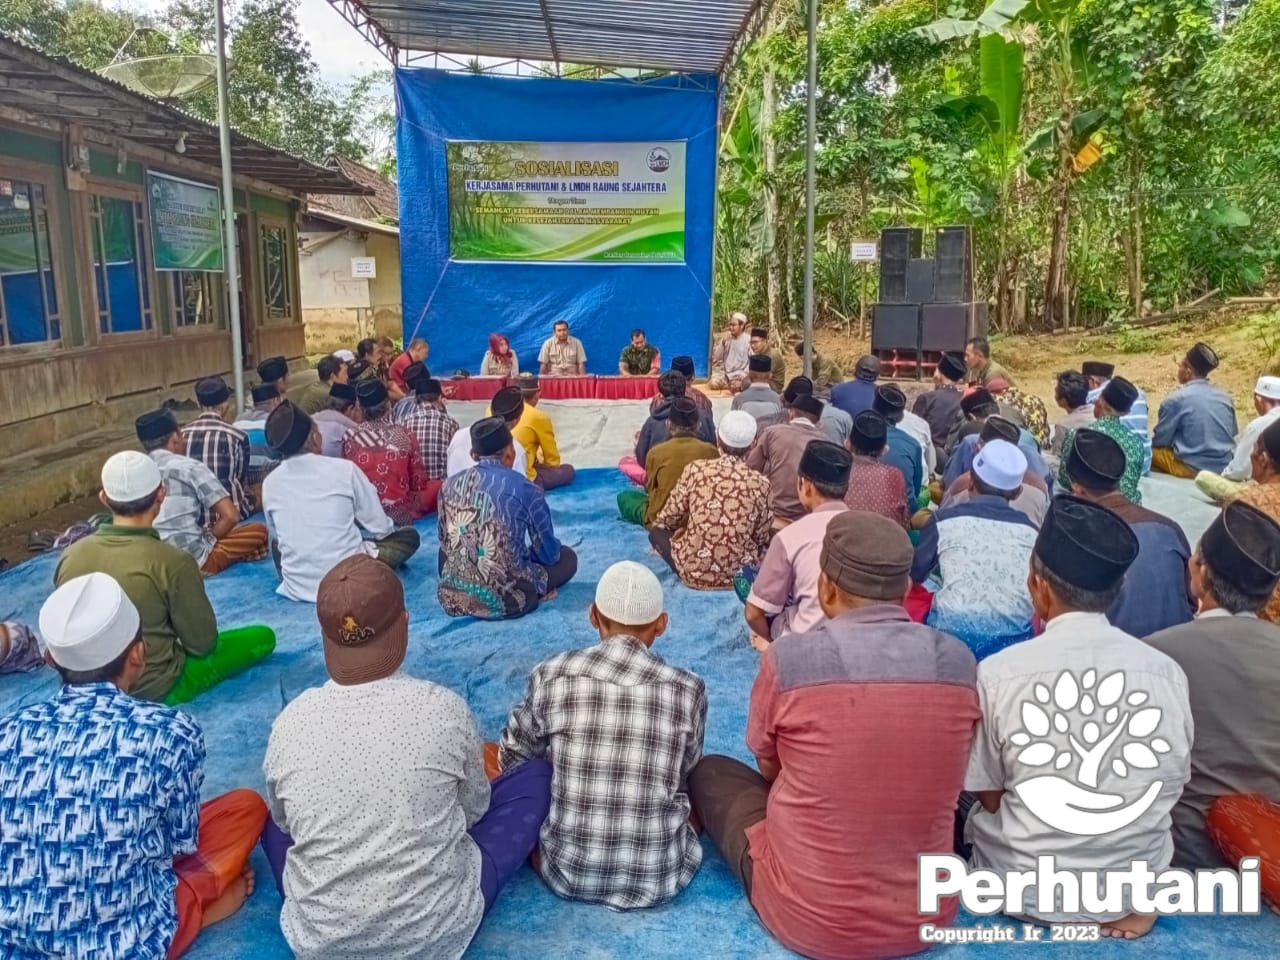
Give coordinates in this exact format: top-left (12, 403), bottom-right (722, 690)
top-left (651, 455), bottom-right (772, 590)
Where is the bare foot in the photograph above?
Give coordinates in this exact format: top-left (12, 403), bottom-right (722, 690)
top-left (1099, 914), bottom-right (1157, 940)
top-left (200, 865), bottom-right (253, 929)
top-left (541, 588), bottom-right (558, 603)
top-left (750, 633), bottom-right (771, 653)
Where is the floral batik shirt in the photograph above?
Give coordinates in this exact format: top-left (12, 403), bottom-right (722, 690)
top-left (651, 455), bottom-right (772, 590)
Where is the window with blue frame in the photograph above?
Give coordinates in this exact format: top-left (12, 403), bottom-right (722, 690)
top-left (89, 191), bottom-right (154, 335)
top-left (0, 177), bottom-right (62, 347)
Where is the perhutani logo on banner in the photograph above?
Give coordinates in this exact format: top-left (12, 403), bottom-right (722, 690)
top-left (918, 669), bottom-right (1263, 929)
top-left (457, 145), bottom-right (484, 170)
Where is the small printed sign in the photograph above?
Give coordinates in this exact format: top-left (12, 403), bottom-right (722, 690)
top-left (351, 257), bottom-right (377, 279)
top-left (850, 241), bottom-right (878, 262)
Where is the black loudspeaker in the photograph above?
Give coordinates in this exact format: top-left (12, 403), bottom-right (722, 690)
top-left (871, 303), bottom-right (920, 351)
top-left (934, 225), bottom-right (973, 302)
top-left (907, 258), bottom-right (934, 303)
top-left (879, 227), bottom-right (923, 303)
top-left (920, 302), bottom-right (990, 352)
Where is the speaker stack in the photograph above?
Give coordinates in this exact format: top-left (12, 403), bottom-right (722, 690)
top-left (871, 225), bottom-right (989, 380)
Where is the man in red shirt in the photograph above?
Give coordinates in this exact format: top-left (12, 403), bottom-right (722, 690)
top-left (844, 410), bottom-right (909, 528)
top-left (387, 337), bottom-right (429, 402)
top-left (690, 511), bottom-right (980, 960)
top-left (341, 379), bottom-right (435, 523)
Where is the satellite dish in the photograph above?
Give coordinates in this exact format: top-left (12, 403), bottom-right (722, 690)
top-left (102, 54), bottom-right (217, 99)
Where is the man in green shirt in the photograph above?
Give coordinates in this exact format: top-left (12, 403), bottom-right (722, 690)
top-left (296, 355), bottom-right (349, 415)
top-left (964, 336), bottom-right (1014, 387)
top-left (751, 327), bottom-right (787, 395)
top-left (618, 328), bottom-right (661, 376)
top-left (793, 342), bottom-right (842, 399)
top-left (1058, 376), bottom-right (1146, 505)
top-left (617, 397), bottom-right (718, 526)
top-left (55, 451), bottom-right (275, 704)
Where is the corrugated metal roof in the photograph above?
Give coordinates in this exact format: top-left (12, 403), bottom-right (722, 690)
top-left (329, 0), bottom-right (771, 75)
top-left (0, 31), bottom-right (369, 197)
top-left (304, 206), bottom-right (400, 236)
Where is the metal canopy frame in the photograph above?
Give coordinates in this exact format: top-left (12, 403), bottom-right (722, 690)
top-left (326, 0), bottom-right (821, 376)
top-left (326, 0), bottom-right (773, 77)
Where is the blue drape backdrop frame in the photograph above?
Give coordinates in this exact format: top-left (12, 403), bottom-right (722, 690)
top-left (395, 69), bottom-right (718, 377)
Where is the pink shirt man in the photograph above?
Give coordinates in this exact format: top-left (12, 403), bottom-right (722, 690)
top-left (746, 501), bottom-right (847, 640)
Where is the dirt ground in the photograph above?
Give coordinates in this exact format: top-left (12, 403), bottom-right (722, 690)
top-left (813, 308), bottom-right (1277, 422)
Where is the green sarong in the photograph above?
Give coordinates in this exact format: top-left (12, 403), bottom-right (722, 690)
top-left (162, 625), bottom-right (277, 706)
top-left (617, 490), bottom-right (648, 526)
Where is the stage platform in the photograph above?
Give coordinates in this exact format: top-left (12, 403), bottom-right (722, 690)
top-left (0, 401), bottom-right (1267, 960)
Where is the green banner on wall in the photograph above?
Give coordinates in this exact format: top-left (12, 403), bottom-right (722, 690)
top-left (446, 140), bottom-right (686, 263)
top-left (146, 170), bottom-right (224, 272)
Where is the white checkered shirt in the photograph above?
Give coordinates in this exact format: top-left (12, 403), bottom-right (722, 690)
top-left (499, 636), bottom-right (707, 909)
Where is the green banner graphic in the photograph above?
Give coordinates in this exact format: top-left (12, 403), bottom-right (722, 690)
top-left (0, 181), bottom-right (46, 275)
top-left (447, 140), bottom-right (686, 263)
top-left (146, 171), bottom-right (224, 272)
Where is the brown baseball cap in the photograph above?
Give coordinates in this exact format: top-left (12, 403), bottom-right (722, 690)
top-left (316, 554), bottom-right (408, 685)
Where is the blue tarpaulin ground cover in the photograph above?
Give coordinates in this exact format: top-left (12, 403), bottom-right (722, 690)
top-left (0, 467), bottom-right (1272, 958)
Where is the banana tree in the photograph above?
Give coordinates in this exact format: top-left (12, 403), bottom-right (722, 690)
top-left (928, 30), bottom-right (1025, 328)
top-left (918, 0), bottom-right (1099, 330)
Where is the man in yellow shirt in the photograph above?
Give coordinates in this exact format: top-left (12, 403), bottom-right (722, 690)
top-left (502, 374), bottom-right (576, 490)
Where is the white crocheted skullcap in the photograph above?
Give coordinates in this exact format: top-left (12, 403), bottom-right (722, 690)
top-left (594, 561), bottom-right (664, 626)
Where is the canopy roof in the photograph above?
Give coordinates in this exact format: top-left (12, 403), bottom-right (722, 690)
top-left (327, 0), bottom-right (772, 75)
top-left (0, 32), bottom-right (366, 196)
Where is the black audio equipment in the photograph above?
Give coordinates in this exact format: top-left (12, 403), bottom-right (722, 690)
top-left (870, 303), bottom-right (920, 352)
top-left (934, 225), bottom-right (973, 302)
top-left (878, 228), bottom-right (923, 303)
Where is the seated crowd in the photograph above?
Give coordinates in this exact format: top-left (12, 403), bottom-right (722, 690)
top-left (3, 327), bottom-right (1280, 960)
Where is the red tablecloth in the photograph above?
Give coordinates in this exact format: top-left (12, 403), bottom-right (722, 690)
top-left (536, 376), bottom-right (597, 400)
top-left (440, 375), bottom-right (660, 402)
top-left (441, 377), bottom-right (507, 402)
top-left (595, 376), bottom-right (660, 401)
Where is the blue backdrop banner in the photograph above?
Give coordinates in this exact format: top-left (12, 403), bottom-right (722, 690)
top-left (395, 69), bottom-right (718, 377)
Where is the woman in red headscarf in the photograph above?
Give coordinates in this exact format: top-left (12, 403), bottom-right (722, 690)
top-left (480, 334), bottom-right (519, 377)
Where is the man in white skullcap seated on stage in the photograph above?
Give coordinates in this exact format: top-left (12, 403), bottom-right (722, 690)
top-left (0, 573), bottom-right (268, 960)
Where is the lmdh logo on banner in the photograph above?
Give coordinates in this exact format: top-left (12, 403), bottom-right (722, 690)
top-left (1011, 668), bottom-right (1172, 836)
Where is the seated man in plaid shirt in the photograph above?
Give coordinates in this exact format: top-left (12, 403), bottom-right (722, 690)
top-left (394, 363), bottom-right (457, 497)
top-left (183, 376), bottom-right (256, 519)
top-left (497, 561), bottom-right (707, 909)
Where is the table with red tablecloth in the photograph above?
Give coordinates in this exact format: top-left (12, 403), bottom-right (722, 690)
top-left (534, 375), bottom-right (597, 400)
top-left (594, 376), bottom-right (660, 401)
top-left (439, 375), bottom-right (659, 402)
top-left (440, 377), bottom-right (508, 402)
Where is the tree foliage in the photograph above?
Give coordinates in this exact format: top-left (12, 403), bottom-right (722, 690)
top-left (0, 0), bottom-right (387, 166)
top-left (717, 0), bottom-right (1280, 333)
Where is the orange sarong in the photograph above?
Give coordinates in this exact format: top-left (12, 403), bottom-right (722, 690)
top-left (168, 789), bottom-right (269, 958)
